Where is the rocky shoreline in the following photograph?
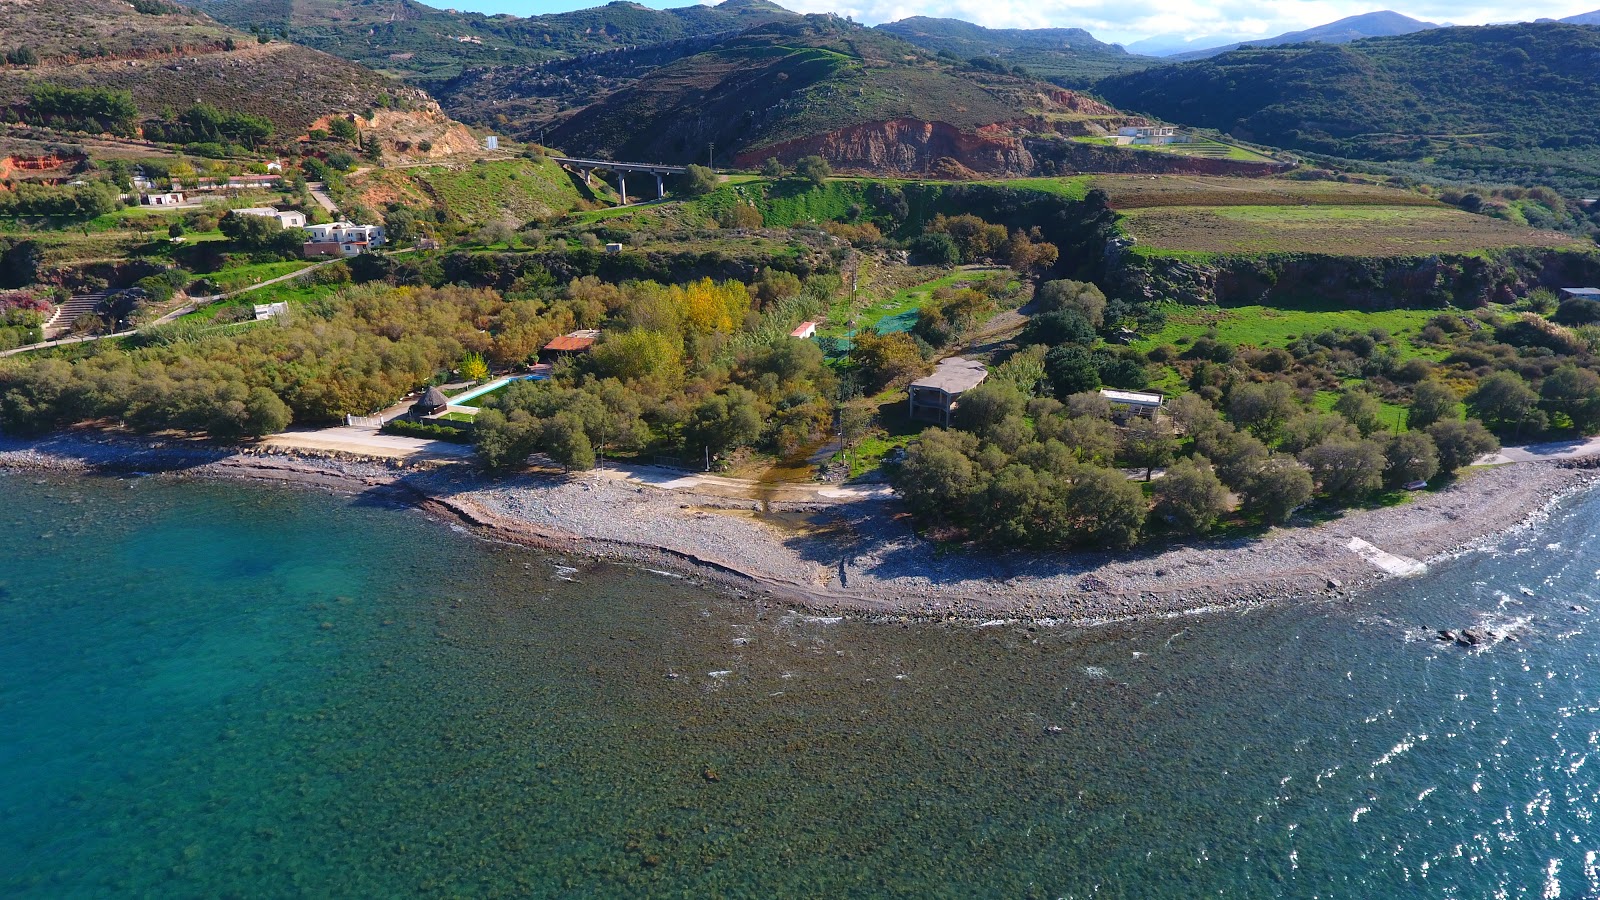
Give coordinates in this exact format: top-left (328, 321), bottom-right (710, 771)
top-left (2, 431), bottom-right (1594, 625)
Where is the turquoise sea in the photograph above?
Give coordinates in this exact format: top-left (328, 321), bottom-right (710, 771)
top-left (3, 472), bottom-right (1600, 897)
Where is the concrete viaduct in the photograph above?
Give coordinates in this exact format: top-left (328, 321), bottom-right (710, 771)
top-left (550, 157), bottom-right (689, 206)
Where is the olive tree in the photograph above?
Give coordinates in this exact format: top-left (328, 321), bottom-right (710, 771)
top-left (1240, 454), bottom-right (1314, 525)
top-left (1426, 419), bottom-right (1499, 474)
top-left (1153, 456), bottom-right (1230, 534)
top-left (1383, 430), bottom-right (1439, 487)
top-left (1299, 438), bottom-right (1386, 503)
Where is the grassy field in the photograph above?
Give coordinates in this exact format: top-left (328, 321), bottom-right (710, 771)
top-left (1135, 300), bottom-right (1452, 396)
top-left (979, 176), bottom-right (1090, 200)
top-left (1313, 389), bottom-right (1412, 432)
top-left (1134, 302), bottom-right (1444, 355)
top-left (180, 276), bottom-right (341, 324)
top-left (207, 260), bottom-right (316, 292)
top-left (1121, 204), bottom-right (1580, 257)
top-left (1071, 137), bottom-right (1276, 163)
top-left (352, 157), bottom-right (588, 227)
top-left (1136, 139), bottom-right (1277, 163)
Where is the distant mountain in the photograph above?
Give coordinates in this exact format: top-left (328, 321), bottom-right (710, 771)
top-left (1123, 33), bottom-right (1248, 56)
top-left (183, 0), bottom-right (800, 83)
top-left (1560, 10), bottom-right (1600, 25)
top-left (0, 0), bottom-right (405, 138)
top-left (874, 16), bottom-right (1160, 85)
top-left (545, 16), bottom-right (1129, 175)
top-left (1169, 11), bottom-right (1439, 60)
top-left (876, 17), bottom-right (1121, 54)
top-left (1096, 22), bottom-right (1600, 192)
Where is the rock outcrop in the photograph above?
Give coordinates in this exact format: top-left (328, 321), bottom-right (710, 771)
top-left (738, 118), bottom-right (1035, 176)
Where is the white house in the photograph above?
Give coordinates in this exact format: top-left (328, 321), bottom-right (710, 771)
top-left (789, 321), bottom-right (819, 339)
top-left (141, 191), bottom-right (186, 206)
top-left (234, 207), bottom-right (307, 229)
top-left (303, 221), bottom-right (386, 258)
top-left (253, 302), bottom-right (290, 321)
top-left (484, 135), bottom-right (499, 151)
top-left (1100, 388), bottom-right (1165, 419)
top-left (307, 222), bottom-right (385, 247)
top-left (1115, 125), bottom-right (1182, 147)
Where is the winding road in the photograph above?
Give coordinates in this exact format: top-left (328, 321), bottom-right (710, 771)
top-left (0, 258), bottom-right (345, 358)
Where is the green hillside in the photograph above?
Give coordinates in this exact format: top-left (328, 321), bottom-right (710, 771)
top-left (875, 17), bottom-right (1158, 85)
top-left (185, 0), bottom-right (799, 83)
top-left (544, 17), bottom-right (1116, 169)
top-left (1095, 23), bottom-right (1600, 195)
top-left (0, 0), bottom-right (407, 139)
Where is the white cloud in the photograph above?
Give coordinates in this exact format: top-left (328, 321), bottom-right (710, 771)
top-left (774, 0), bottom-right (1600, 43)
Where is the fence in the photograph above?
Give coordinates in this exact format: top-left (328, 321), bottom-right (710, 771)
top-left (345, 413), bottom-right (387, 428)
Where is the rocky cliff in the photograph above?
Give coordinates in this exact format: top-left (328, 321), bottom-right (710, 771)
top-left (1111, 248), bottom-right (1600, 309)
top-left (737, 119), bottom-right (1035, 176)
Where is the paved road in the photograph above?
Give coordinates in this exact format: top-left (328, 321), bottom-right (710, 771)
top-left (1479, 434), bottom-right (1600, 466)
top-left (305, 181), bottom-right (339, 215)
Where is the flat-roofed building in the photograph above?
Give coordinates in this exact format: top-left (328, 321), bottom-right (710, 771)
top-left (1100, 388), bottom-right (1165, 419)
top-left (908, 357), bottom-right (989, 427)
top-left (233, 207), bottom-right (306, 229)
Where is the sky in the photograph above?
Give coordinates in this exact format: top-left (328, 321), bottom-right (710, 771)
top-left (438, 0), bottom-right (1600, 44)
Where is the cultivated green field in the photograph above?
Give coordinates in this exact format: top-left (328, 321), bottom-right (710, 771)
top-left (1121, 204), bottom-right (1580, 257)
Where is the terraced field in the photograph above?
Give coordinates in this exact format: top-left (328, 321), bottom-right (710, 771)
top-left (1088, 175), bottom-right (1442, 209)
top-left (1121, 204), bottom-right (1580, 257)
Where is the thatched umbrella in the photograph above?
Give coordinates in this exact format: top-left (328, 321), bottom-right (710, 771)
top-left (412, 386), bottom-right (450, 417)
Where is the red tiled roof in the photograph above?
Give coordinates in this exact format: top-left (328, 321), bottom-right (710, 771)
top-left (544, 335), bottom-right (596, 352)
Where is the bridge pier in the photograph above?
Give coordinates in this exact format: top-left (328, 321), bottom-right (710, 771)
top-left (551, 157), bottom-right (689, 207)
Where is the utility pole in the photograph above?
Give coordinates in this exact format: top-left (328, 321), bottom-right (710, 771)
top-left (707, 142), bottom-right (715, 171)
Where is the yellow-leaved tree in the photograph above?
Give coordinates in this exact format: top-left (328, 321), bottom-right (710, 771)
top-left (670, 278), bottom-right (750, 335)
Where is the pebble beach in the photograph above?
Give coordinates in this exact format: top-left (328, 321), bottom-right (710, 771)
top-left (3, 431), bottom-right (1592, 624)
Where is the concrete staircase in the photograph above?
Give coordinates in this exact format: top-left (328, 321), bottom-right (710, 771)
top-left (44, 292), bottom-right (105, 339)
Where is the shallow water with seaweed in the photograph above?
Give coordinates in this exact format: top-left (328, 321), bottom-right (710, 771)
top-left (4, 473), bottom-right (1600, 897)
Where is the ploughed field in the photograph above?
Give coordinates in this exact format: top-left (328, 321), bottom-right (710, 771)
top-left (1089, 175), bottom-right (1444, 209)
top-left (1120, 204), bottom-right (1580, 258)
top-left (1003, 174), bottom-right (1587, 258)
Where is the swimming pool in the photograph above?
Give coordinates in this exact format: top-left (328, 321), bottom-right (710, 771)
top-left (450, 373), bottom-right (547, 408)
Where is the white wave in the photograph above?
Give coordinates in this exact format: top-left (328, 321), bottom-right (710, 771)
top-left (1084, 666), bottom-right (1108, 679)
top-left (708, 670), bottom-right (733, 678)
top-left (1373, 734), bottom-right (1426, 767)
top-left (1353, 806), bottom-right (1371, 823)
top-left (1546, 858), bottom-right (1561, 899)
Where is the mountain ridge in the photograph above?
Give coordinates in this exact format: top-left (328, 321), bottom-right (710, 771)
top-left (1167, 11), bottom-right (1439, 60)
top-left (0, 0), bottom-right (411, 138)
top-left (1096, 22), bottom-right (1600, 193)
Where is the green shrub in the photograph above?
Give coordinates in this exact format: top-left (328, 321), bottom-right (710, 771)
top-left (383, 418), bottom-right (473, 443)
